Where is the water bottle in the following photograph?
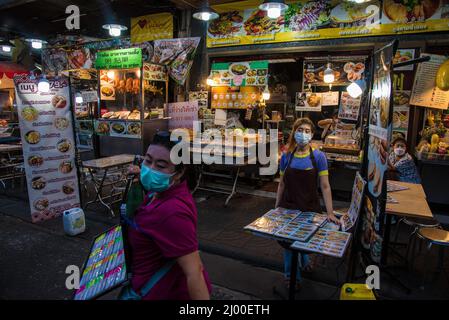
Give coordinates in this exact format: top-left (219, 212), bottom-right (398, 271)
top-left (63, 207), bottom-right (86, 236)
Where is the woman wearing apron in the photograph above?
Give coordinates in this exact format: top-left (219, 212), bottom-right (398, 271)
top-left (276, 118), bottom-right (339, 289)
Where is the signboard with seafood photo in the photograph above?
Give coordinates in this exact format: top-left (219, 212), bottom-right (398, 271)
top-left (14, 75), bottom-right (80, 223)
top-left (207, 0), bottom-right (449, 48)
top-left (209, 60), bottom-right (269, 87)
top-left (363, 42), bottom-right (396, 263)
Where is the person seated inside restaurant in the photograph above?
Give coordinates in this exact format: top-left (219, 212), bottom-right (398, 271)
top-left (387, 136), bottom-right (421, 184)
top-left (276, 117), bottom-right (339, 290)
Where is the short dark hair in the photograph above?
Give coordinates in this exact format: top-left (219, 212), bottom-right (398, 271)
top-left (150, 131), bottom-right (185, 175)
top-left (392, 136), bottom-right (407, 147)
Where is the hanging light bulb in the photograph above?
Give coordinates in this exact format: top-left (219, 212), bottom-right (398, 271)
top-left (193, 1), bottom-right (219, 21)
top-left (75, 92), bottom-right (83, 104)
top-left (347, 79), bottom-right (367, 98)
top-left (102, 24), bottom-right (128, 37)
top-left (38, 75), bottom-right (50, 93)
top-left (206, 75), bottom-right (215, 86)
top-left (262, 86), bottom-right (271, 100)
top-left (323, 63), bottom-right (335, 84)
top-left (107, 70), bottom-right (115, 79)
top-left (259, 0), bottom-right (288, 19)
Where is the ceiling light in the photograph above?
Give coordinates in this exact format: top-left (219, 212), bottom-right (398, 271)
top-left (102, 24), bottom-right (128, 37)
top-left (259, 0), bottom-right (288, 19)
top-left (262, 86), bottom-right (271, 101)
top-left (324, 63), bottom-right (335, 84)
top-left (347, 79), bottom-right (367, 98)
top-left (193, 1), bottom-right (219, 21)
top-left (38, 75), bottom-right (50, 93)
top-left (26, 39), bottom-right (47, 50)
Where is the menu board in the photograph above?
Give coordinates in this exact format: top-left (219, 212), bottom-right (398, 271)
top-left (95, 120), bottom-right (141, 139)
top-left (296, 92), bottom-right (322, 112)
top-left (410, 53), bottom-right (449, 110)
top-left (74, 225), bottom-right (127, 300)
top-left (210, 60), bottom-right (268, 87)
top-left (364, 42), bottom-right (395, 263)
top-left (207, 0), bottom-right (449, 48)
top-left (167, 101), bottom-right (199, 130)
top-left (303, 59), bottom-right (366, 87)
top-left (189, 91), bottom-right (209, 108)
top-left (291, 229), bottom-right (352, 258)
top-left (244, 207), bottom-right (300, 235)
top-left (14, 75), bottom-right (81, 223)
top-left (392, 90), bottom-right (411, 135)
top-left (275, 222), bottom-right (318, 242)
top-left (321, 91), bottom-right (340, 106)
top-left (211, 86), bottom-right (260, 109)
top-left (346, 172), bottom-right (367, 231)
top-left (338, 92), bottom-right (362, 121)
top-left (95, 48), bottom-right (142, 70)
top-left (143, 63), bottom-right (168, 82)
top-left (291, 212), bottom-right (327, 227)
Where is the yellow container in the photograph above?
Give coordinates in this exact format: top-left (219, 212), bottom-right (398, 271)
top-left (340, 284), bottom-right (376, 300)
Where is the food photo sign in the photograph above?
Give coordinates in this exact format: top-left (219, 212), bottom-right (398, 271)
top-left (295, 92), bottom-right (322, 112)
top-left (209, 60), bottom-right (268, 87)
top-left (207, 0), bottom-right (449, 48)
top-left (14, 75), bottom-right (80, 223)
top-left (363, 42), bottom-right (396, 263)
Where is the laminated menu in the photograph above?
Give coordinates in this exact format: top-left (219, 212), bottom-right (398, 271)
top-left (291, 229), bottom-right (351, 258)
top-left (244, 207), bottom-right (301, 236)
top-left (291, 212), bottom-right (327, 227)
top-left (387, 181), bottom-right (409, 193)
top-left (275, 222), bottom-right (318, 242)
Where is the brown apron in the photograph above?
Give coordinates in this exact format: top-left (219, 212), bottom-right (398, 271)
top-left (279, 147), bottom-right (322, 213)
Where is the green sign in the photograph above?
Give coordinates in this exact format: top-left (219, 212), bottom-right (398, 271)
top-left (210, 60), bottom-right (269, 87)
top-left (95, 48), bottom-right (142, 69)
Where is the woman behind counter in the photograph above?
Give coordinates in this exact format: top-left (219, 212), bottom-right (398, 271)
top-left (122, 131), bottom-right (211, 300)
top-left (276, 118), bottom-right (339, 288)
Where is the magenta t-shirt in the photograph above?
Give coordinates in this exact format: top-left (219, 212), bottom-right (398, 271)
top-left (127, 180), bottom-right (212, 300)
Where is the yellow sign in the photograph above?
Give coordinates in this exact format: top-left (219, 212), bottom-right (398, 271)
top-left (207, 0), bottom-right (449, 48)
top-left (131, 12), bottom-right (173, 44)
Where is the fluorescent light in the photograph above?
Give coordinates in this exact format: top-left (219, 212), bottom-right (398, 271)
top-left (2, 45), bottom-right (11, 52)
top-left (324, 63), bottom-right (335, 84)
top-left (26, 39), bottom-right (47, 50)
top-left (38, 76), bottom-right (50, 93)
top-left (102, 24), bottom-right (128, 37)
top-left (347, 79), bottom-right (367, 98)
top-left (262, 86), bottom-right (271, 100)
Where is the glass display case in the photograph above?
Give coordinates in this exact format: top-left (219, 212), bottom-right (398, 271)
top-left (96, 65), bottom-right (168, 157)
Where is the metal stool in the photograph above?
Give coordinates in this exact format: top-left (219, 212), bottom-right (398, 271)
top-left (416, 227), bottom-right (449, 290)
top-left (394, 217), bottom-right (441, 268)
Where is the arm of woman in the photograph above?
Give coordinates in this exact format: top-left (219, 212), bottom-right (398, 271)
top-left (320, 175), bottom-right (339, 224)
top-left (177, 251), bottom-right (210, 300)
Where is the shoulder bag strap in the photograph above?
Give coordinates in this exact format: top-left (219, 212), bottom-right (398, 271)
top-left (139, 260), bottom-right (177, 297)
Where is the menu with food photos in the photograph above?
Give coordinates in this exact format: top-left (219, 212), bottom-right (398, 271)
top-left (291, 229), bottom-right (352, 258)
top-left (14, 75), bottom-right (80, 223)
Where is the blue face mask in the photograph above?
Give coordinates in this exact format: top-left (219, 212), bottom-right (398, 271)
top-left (140, 164), bottom-right (175, 192)
top-left (295, 132), bottom-right (312, 146)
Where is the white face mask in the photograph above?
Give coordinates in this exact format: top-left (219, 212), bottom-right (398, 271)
top-left (394, 147), bottom-right (406, 157)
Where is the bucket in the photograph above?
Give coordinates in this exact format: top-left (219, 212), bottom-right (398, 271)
top-left (63, 207), bottom-right (86, 236)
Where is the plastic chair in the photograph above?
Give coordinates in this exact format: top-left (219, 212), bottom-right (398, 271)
top-left (416, 227), bottom-right (449, 290)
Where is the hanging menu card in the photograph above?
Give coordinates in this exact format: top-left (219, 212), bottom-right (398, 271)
top-left (14, 75), bottom-right (80, 223)
top-left (410, 54), bottom-right (449, 110)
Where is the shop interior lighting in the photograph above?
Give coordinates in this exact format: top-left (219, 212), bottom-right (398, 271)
top-left (0, 40), bottom-right (14, 53)
top-left (349, 0), bottom-right (371, 3)
top-left (107, 70), bottom-right (115, 79)
top-left (102, 24), bottom-right (128, 37)
top-left (26, 39), bottom-right (47, 50)
top-left (75, 92), bottom-right (83, 104)
top-left (259, 0), bottom-right (288, 19)
top-left (347, 79), bottom-right (367, 98)
top-left (193, 1), bottom-right (219, 21)
top-left (38, 75), bottom-right (50, 93)
top-left (262, 86), bottom-right (271, 100)
top-left (323, 63), bottom-right (335, 84)
top-left (206, 75), bottom-right (215, 86)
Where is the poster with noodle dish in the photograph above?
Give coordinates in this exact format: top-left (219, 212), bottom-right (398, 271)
top-left (14, 75), bottom-right (80, 223)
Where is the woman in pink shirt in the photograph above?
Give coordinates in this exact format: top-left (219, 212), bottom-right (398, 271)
top-left (123, 132), bottom-right (211, 300)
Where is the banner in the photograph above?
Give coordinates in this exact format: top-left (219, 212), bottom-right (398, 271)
top-left (14, 75), bottom-right (81, 223)
top-left (210, 60), bottom-right (269, 87)
top-left (167, 101), bottom-right (199, 130)
top-left (207, 0), bottom-right (449, 48)
top-left (151, 38), bottom-right (201, 85)
top-left (363, 42), bottom-right (395, 263)
top-left (131, 12), bottom-right (174, 44)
